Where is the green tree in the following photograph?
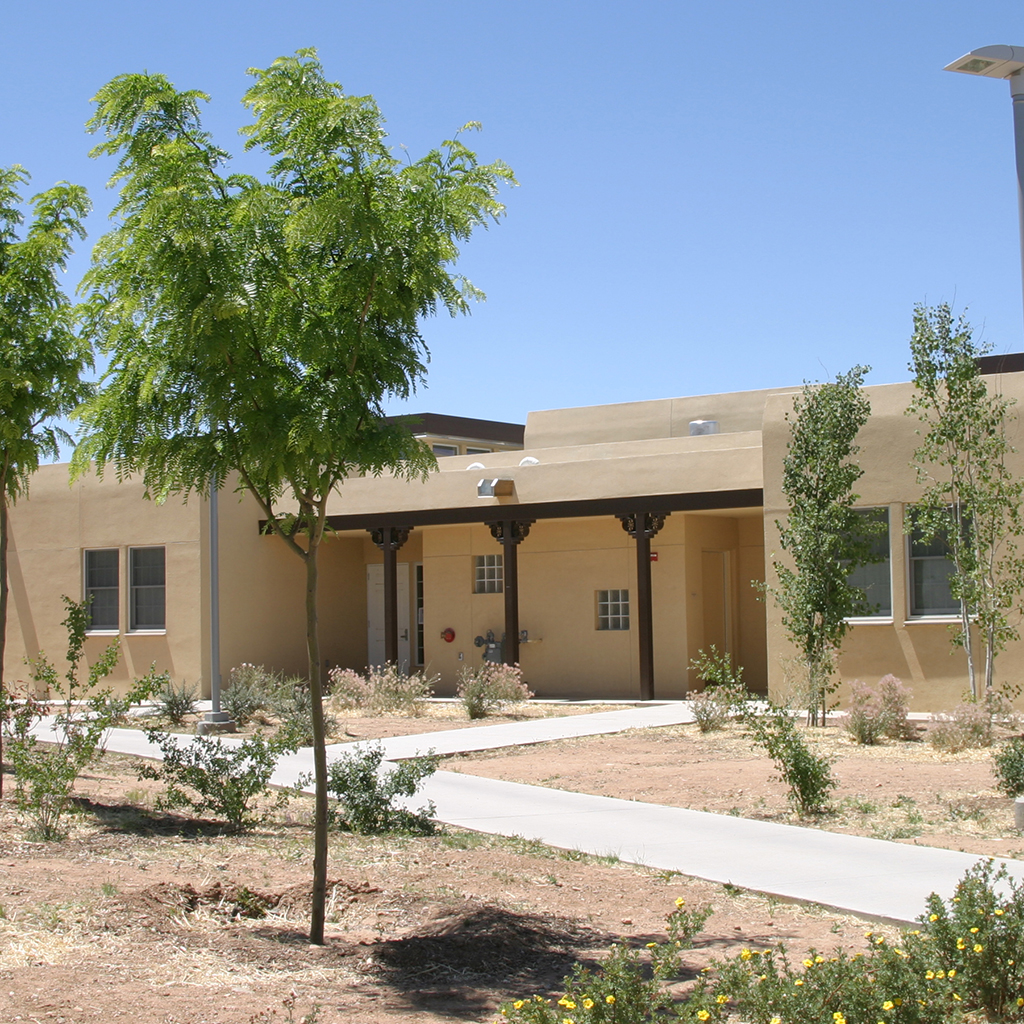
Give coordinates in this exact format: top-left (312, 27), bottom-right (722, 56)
top-left (907, 303), bottom-right (1024, 699)
top-left (73, 50), bottom-right (514, 944)
top-left (770, 366), bottom-right (876, 725)
top-left (0, 166), bottom-right (91, 799)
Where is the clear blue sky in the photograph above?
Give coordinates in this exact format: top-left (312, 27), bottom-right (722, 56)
top-left (3, 0), bottom-right (1024, 426)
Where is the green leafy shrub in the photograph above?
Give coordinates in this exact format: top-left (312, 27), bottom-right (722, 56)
top-left (498, 898), bottom-right (712, 1024)
top-left (994, 736), bottom-right (1024, 797)
top-left (502, 862), bottom-right (1024, 1024)
top-left (156, 678), bottom-right (199, 726)
top-left (8, 597), bottom-right (160, 840)
top-left (222, 663), bottom-right (276, 726)
top-left (275, 680), bottom-right (337, 746)
top-left (138, 728), bottom-right (298, 830)
top-left (689, 645), bottom-right (744, 689)
top-left (744, 702), bottom-right (837, 815)
top-left (326, 743), bottom-right (439, 834)
top-left (457, 662), bottom-right (533, 719)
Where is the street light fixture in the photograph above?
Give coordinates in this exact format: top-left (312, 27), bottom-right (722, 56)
top-left (945, 45), bottom-right (1024, 328)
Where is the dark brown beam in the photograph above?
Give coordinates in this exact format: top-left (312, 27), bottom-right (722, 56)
top-left (317, 488), bottom-right (761, 534)
top-left (369, 527), bottom-right (410, 666)
top-left (487, 520), bottom-right (533, 666)
top-left (618, 513), bottom-right (668, 701)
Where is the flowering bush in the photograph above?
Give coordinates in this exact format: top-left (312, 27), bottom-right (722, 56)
top-left (457, 662), bottom-right (533, 719)
top-left (843, 675), bottom-right (914, 745)
top-left (930, 700), bottom-right (996, 752)
top-left (499, 861), bottom-right (1024, 1024)
top-left (326, 663), bottom-right (437, 716)
top-left (690, 685), bottom-right (746, 734)
top-left (993, 736), bottom-right (1024, 797)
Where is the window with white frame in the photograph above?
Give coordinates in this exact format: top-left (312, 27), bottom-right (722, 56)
top-left (474, 554), bottom-right (503, 593)
top-left (846, 508), bottom-right (892, 617)
top-left (597, 589), bottom-right (630, 630)
top-left (130, 546), bottom-right (166, 630)
top-left (84, 549), bottom-right (119, 630)
top-left (908, 516), bottom-right (959, 616)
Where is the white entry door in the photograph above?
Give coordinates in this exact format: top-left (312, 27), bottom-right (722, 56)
top-left (366, 563), bottom-right (411, 669)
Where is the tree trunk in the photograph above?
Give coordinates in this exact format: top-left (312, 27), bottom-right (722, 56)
top-left (985, 623), bottom-right (995, 695)
top-left (961, 600), bottom-right (978, 700)
top-left (304, 533), bottom-right (329, 946)
top-left (0, 487), bottom-right (7, 800)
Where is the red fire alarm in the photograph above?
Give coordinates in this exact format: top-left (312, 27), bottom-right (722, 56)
top-left (650, 551), bottom-right (659, 562)
top-left (441, 628), bottom-right (456, 643)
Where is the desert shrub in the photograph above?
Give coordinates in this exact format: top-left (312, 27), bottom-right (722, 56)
top-left (498, 898), bottom-right (712, 1024)
top-left (221, 663), bottom-right (279, 726)
top-left (326, 667), bottom-right (372, 709)
top-left (325, 743), bottom-right (439, 834)
top-left (689, 645), bottom-right (744, 689)
top-left (139, 728), bottom-right (298, 830)
top-left (931, 700), bottom-right (995, 752)
top-left (994, 736), bottom-right (1024, 797)
top-left (275, 680), bottom-right (337, 746)
top-left (744, 702), bottom-right (837, 815)
top-left (8, 597), bottom-right (161, 840)
top-left (690, 684), bottom-right (747, 734)
top-left (156, 678), bottom-right (199, 726)
top-left (457, 662), bottom-right (533, 719)
top-left (843, 675), bottom-right (914, 746)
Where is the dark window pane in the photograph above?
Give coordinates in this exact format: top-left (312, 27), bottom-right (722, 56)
top-left (130, 547), bottom-right (165, 629)
top-left (131, 547), bottom-right (165, 587)
top-left (85, 549), bottom-right (119, 630)
top-left (846, 509), bottom-right (891, 616)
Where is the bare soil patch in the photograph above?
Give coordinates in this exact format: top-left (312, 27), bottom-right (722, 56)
top-left (447, 720), bottom-right (1024, 859)
top-left (1, 752), bottom-right (879, 1024)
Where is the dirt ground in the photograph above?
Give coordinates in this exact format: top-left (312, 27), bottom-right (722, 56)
top-left (448, 719), bottom-right (1024, 859)
top-left (1, 749), bottom-right (885, 1024)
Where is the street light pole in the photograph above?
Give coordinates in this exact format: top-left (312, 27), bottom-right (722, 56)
top-left (945, 45), bottom-right (1024, 330)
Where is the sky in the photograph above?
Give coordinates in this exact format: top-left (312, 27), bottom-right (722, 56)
top-left (3, 0), bottom-right (1024, 429)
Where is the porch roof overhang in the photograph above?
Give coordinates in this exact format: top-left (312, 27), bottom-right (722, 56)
top-left (321, 487), bottom-right (763, 532)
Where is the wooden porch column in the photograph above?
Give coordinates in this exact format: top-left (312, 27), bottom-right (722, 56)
top-left (617, 512), bottom-right (669, 700)
top-left (370, 527), bottom-right (411, 665)
top-left (486, 519), bottom-right (534, 665)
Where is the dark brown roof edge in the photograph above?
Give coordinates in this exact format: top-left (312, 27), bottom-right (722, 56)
top-left (387, 412), bottom-right (525, 446)
top-left (976, 353), bottom-right (1024, 375)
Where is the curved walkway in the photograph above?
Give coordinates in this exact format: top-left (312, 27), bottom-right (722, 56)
top-left (37, 703), bottom-right (1024, 925)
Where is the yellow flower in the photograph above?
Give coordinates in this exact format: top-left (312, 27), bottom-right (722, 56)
top-left (563, 1019), bottom-right (575, 1024)
top-left (740, 948), bottom-right (752, 961)
top-left (605, 996), bottom-right (615, 1005)
top-left (974, 944), bottom-right (984, 953)
top-left (948, 969), bottom-right (956, 978)
top-left (929, 914), bottom-right (938, 922)
top-left (875, 937), bottom-right (885, 945)
top-left (716, 994), bottom-right (728, 1004)
top-left (696, 1012), bottom-right (710, 1022)
top-left (557, 999), bottom-right (576, 1009)
top-left (935, 970), bottom-right (945, 979)
top-left (952, 993), bottom-right (961, 1001)
top-left (803, 959), bottom-right (813, 968)
top-left (583, 999), bottom-right (594, 1010)
top-left (833, 1014), bottom-right (845, 1023)
top-left (1017, 996), bottom-right (1024, 1007)
top-left (514, 1001), bottom-right (524, 1010)
top-left (770, 1018), bottom-right (781, 1024)
top-left (995, 908), bottom-right (1005, 916)
top-left (759, 975), bottom-right (767, 982)
top-left (956, 938), bottom-right (966, 950)
top-left (925, 971), bottom-right (935, 979)
top-left (794, 979), bottom-right (804, 987)
top-left (815, 955), bottom-right (825, 963)
top-left (882, 1001), bottom-right (894, 1011)
top-left (646, 942), bottom-right (657, 949)
top-left (864, 931), bottom-right (873, 938)
top-left (676, 897), bottom-right (686, 907)
top-left (970, 927), bottom-right (979, 933)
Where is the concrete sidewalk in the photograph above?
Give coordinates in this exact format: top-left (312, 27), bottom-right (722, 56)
top-left (33, 704), bottom-right (1024, 924)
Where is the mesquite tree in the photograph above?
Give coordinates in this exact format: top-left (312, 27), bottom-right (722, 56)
top-left (0, 166), bottom-right (91, 799)
top-left (771, 366), bottom-right (876, 725)
top-left (74, 50), bottom-right (514, 944)
top-left (908, 303), bottom-right (1024, 699)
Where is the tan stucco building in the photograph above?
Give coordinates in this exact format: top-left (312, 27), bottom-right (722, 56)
top-left (7, 364), bottom-right (1024, 711)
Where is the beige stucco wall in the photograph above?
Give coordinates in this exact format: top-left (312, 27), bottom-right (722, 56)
top-left (762, 373), bottom-right (1024, 711)
top-left (4, 464), bottom-right (203, 695)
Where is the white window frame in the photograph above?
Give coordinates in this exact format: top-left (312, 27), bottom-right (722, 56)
top-left (129, 546), bottom-right (167, 632)
top-left (597, 589), bottom-right (630, 630)
top-left (84, 548), bottom-right (120, 633)
top-left (474, 553), bottom-right (503, 594)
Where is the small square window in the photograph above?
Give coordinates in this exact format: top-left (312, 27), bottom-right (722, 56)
top-left (130, 546), bottom-right (166, 630)
top-left (474, 554), bottom-right (503, 594)
top-left (85, 549), bottom-right (119, 630)
top-left (597, 589), bottom-right (629, 630)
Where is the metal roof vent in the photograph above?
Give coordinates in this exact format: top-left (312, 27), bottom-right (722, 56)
top-left (689, 419), bottom-right (720, 436)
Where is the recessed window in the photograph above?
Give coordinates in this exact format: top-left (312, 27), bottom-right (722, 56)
top-left (465, 447), bottom-right (492, 455)
top-left (846, 508), bottom-right (892, 617)
top-left (130, 547), bottom-right (166, 630)
top-left (908, 516), bottom-right (959, 616)
top-left (432, 444), bottom-right (459, 457)
top-left (84, 549), bottom-right (119, 630)
top-left (597, 589), bottom-right (630, 630)
top-left (474, 554), bottom-right (503, 594)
